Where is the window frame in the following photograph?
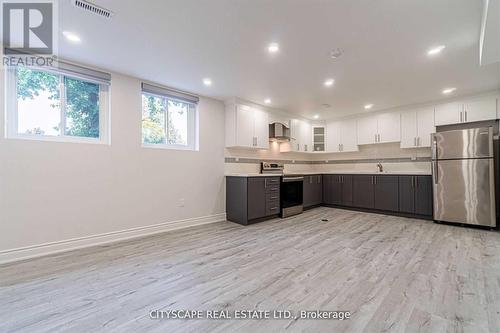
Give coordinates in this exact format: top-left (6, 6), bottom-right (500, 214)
top-left (141, 92), bottom-right (199, 151)
top-left (5, 66), bottom-right (110, 145)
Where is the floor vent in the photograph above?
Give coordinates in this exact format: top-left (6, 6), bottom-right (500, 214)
top-left (73, 0), bottom-right (113, 19)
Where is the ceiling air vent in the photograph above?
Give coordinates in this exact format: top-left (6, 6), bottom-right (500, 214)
top-left (73, 0), bottom-right (113, 19)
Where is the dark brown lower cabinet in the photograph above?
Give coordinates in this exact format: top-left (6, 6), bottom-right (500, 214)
top-left (303, 175), bottom-right (322, 208)
top-left (341, 175), bottom-right (353, 206)
top-left (247, 178), bottom-right (266, 220)
top-left (322, 175), bottom-right (341, 205)
top-left (374, 175), bottom-right (399, 212)
top-left (227, 174), bottom-right (433, 226)
top-left (323, 174), bottom-right (352, 206)
top-left (226, 176), bottom-right (281, 225)
top-left (399, 176), bottom-right (415, 214)
top-left (399, 175), bottom-right (433, 216)
top-left (415, 176), bottom-right (433, 216)
top-left (352, 175), bottom-right (375, 209)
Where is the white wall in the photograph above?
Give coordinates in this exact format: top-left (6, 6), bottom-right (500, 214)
top-left (0, 70), bottom-right (226, 258)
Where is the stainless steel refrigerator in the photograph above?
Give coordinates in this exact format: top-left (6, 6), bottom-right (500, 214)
top-left (432, 127), bottom-right (496, 227)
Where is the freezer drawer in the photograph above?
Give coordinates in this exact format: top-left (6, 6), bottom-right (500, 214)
top-left (433, 158), bottom-right (496, 227)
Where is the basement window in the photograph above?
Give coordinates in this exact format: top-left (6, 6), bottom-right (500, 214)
top-left (5, 63), bottom-right (110, 144)
top-left (141, 83), bottom-right (199, 151)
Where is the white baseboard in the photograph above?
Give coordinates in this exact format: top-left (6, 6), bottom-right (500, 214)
top-left (0, 213), bottom-right (226, 265)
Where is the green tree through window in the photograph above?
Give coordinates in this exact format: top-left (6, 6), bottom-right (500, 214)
top-left (142, 94), bottom-right (183, 145)
top-left (16, 67), bottom-right (100, 138)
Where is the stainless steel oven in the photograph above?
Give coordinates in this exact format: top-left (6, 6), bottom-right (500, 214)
top-left (281, 176), bottom-right (303, 217)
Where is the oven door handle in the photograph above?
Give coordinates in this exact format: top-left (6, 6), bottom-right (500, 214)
top-left (282, 177), bottom-right (304, 182)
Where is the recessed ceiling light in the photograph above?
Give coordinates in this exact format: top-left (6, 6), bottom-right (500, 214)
top-left (268, 43), bottom-right (279, 53)
top-left (324, 79), bottom-right (335, 87)
top-left (364, 104), bottom-right (374, 110)
top-left (63, 31), bottom-right (81, 43)
top-left (203, 78), bottom-right (212, 86)
top-left (442, 87), bottom-right (456, 94)
top-left (313, 115), bottom-right (319, 119)
top-left (264, 98), bottom-right (271, 104)
top-left (427, 45), bottom-right (445, 56)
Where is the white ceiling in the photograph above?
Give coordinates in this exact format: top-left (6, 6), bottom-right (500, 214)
top-left (59, 0), bottom-right (500, 119)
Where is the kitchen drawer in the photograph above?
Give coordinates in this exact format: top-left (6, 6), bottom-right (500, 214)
top-left (265, 192), bottom-right (280, 202)
top-left (264, 177), bottom-right (280, 185)
top-left (265, 200), bottom-right (280, 216)
top-left (265, 184), bottom-right (280, 193)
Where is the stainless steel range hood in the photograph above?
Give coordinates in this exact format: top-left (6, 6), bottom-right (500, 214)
top-left (269, 122), bottom-right (290, 142)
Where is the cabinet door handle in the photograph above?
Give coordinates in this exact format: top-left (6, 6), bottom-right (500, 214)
top-left (371, 176), bottom-right (374, 184)
top-left (297, 144), bottom-right (300, 151)
top-left (415, 177), bottom-right (418, 188)
top-left (374, 134), bottom-right (377, 143)
top-left (460, 111), bottom-right (463, 123)
top-left (414, 137), bottom-right (417, 146)
top-left (417, 137), bottom-right (420, 146)
top-left (270, 196), bottom-right (278, 200)
top-left (465, 110), bottom-right (467, 122)
top-left (411, 176), bottom-right (414, 188)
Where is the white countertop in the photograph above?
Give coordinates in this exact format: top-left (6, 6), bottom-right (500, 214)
top-left (225, 171), bottom-right (432, 177)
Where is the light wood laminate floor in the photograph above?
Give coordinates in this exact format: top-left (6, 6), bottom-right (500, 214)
top-left (1, 207), bottom-right (500, 333)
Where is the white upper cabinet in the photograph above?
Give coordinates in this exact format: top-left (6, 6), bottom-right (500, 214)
top-left (234, 104), bottom-right (254, 147)
top-left (434, 95), bottom-right (497, 126)
top-left (463, 96), bottom-right (497, 123)
top-left (356, 116), bottom-right (378, 145)
top-left (400, 107), bottom-right (435, 148)
top-left (225, 103), bottom-right (269, 149)
top-left (281, 119), bottom-right (312, 152)
top-left (326, 121), bottom-right (342, 152)
top-left (434, 102), bottom-right (462, 126)
top-left (300, 120), bottom-right (312, 152)
top-left (282, 119), bottom-right (301, 152)
top-left (288, 119), bottom-right (299, 152)
top-left (327, 119), bottom-right (358, 152)
top-left (400, 111), bottom-right (417, 148)
top-left (252, 108), bottom-right (270, 149)
top-left (377, 112), bottom-right (401, 143)
top-left (357, 113), bottom-right (400, 145)
top-left (341, 119), bottom-right (358, 152)
top-left (416, 107), bottom-right (435, 147)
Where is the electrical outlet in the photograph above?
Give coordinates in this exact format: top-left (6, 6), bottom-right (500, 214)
top-left (235, 157), bottom-right (239, 162)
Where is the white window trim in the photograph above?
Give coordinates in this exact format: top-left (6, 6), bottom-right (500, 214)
top-left (140, 92), bottom-right (199, 151)
top-left (4, 67), bottom-right (110, 145)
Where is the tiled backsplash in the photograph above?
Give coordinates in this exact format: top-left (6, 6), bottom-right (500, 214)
top-left (225, 142), bottom-right (432, 174)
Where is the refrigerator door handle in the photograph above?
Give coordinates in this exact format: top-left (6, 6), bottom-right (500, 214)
top-left (432, 161), bottom-right (438, 184)
top-left (431, 135), bottom-right (438, 160)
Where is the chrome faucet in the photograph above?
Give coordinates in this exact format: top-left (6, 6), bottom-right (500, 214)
top-left (376, 163), bottom-right (383, 173)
